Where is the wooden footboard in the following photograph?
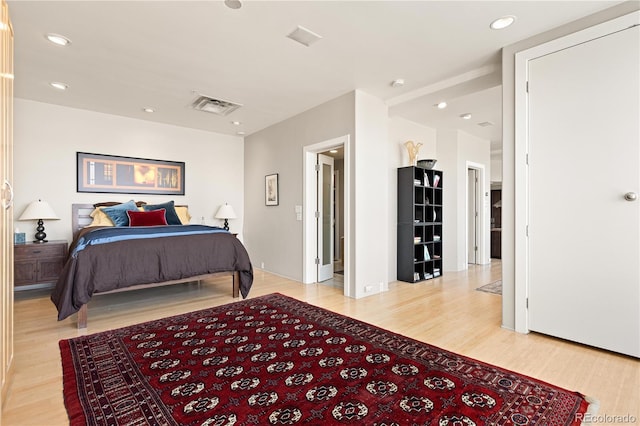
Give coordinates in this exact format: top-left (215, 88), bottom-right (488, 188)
top-left (77, 271), bottom-right (240, 329)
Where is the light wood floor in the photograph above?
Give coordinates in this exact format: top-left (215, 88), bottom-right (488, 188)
top-left (2, 262), bottom-right (638, 425)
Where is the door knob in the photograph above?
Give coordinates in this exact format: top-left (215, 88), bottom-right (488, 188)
top-left (624, 192), bottom-right (638, 202)
top-left (2, 179), bottom-right (13, 210)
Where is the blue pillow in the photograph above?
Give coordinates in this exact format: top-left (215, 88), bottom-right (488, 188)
top-left (143, 200), bottom-right (181, 225)
top-left (102, 200), bottom-right (138, 227)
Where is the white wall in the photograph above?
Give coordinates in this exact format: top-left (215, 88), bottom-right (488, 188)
top-left (436, 129), bottom-right (459, 271)
top-left (13, 99), bottom-right (244, 243)
top-left (500, 1), bottom-right (639, 330)
top-left (353, 90), bottom-right (389, 297)
top-left (243, 92), bottom-right (355, 281)
top-left (437, 128), bottom-right (491, 271)
top-left (388, 117), bottom-right (437, 282)
top-left (491, 151), bottom-right (502, 183)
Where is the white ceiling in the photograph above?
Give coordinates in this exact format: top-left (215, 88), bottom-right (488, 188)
top-left (8, 1), bottom-right (621, 152)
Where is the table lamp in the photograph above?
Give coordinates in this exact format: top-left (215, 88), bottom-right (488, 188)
top-left (18, 199), bottom-right (60, 243)
top-left (214, 203), bottom-right (236, 231)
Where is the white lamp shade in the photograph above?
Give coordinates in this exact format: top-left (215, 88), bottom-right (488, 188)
top-left (19, 199), bottom-right (60, 221)
top-left (215, 203), bottom-right (237, 219)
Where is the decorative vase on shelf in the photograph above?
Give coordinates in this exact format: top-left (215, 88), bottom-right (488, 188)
top-left (404, 140), bottom-right (422, 166)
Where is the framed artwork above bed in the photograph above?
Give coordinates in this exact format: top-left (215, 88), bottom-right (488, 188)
top-left (77, 152), bottom-right (185, 195)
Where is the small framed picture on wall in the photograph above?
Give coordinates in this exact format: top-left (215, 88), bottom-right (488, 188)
top-left (265, 173), bottom-right (279, 206)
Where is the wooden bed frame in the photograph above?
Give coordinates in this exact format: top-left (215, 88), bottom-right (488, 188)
top-left (71, 203), bottom-right (240, 329)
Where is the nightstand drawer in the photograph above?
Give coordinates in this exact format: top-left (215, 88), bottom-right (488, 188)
top-left (15, 242), bottom-right (66, 260)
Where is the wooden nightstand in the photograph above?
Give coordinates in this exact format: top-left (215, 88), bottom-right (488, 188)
top-left (14, 240), bottom-right (68, 289)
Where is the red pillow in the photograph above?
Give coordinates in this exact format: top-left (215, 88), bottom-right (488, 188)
top-left (126, 209), bottom-right (168, 227)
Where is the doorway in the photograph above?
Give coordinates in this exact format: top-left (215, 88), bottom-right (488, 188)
top-left (333, 169), bottom-right (343, 274)
top-left (317, 153), bottom-right (334, 282)
top-left (303, 135), bottom-right (352, 297)
top-left (490, 184), bottom-right (502, 259)
top-left (467, 168), bottom-right (479, 264)
top-left (466, 162), bottom-right (487, 266)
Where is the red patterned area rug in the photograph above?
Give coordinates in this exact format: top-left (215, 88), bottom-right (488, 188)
top-left (60, 293), bottom-right (592, 425)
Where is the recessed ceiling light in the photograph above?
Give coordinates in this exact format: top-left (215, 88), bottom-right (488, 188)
top-left (46, 33), bottom-right (71, 46)
top-left (236, 131), bottom-right (246, 136)
top-left (460, 113), bottom-right (472, 120)
top-left (391, 79), bottom-right (405, 88)
top-left (436, 101), bottom-right (447, 109)
top-left (330, 149), bottom-right (338, 154)
top-left (224, 0), bottom-right (242, 9)
top-left (50, 82), bottom-right (68, 90)
top-left (490, 15), bottom-right (516, 30)
top-left (231, 121), bottom-right (241, 126)
top-left (143, 107), bottom-right (155, 113)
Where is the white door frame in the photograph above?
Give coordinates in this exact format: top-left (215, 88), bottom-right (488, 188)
top-left (466, 161), bottom-right (488, 267)
top-left (513, 11), bottom-right (639, 334)
top-left (303, 135), bottom-right (352, 297)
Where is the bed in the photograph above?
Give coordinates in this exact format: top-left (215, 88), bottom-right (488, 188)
top-left (50, 202), bottom-right (253, 328)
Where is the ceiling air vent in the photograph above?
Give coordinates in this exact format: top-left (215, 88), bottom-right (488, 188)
top-left (287, 25), bottom-right (323, 47)
top-left (189, 94), bottom-right (242, 116)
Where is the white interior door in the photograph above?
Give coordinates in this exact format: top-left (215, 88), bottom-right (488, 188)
top-left (467, 168), bottom-right (478, 264)
top-left (317, 154), bottom-right (334, 282)
top-left (527, 26), bottom-right (639, 357)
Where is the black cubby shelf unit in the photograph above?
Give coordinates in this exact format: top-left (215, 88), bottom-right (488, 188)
top-left (397, 166), bottom-right (443, 283)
